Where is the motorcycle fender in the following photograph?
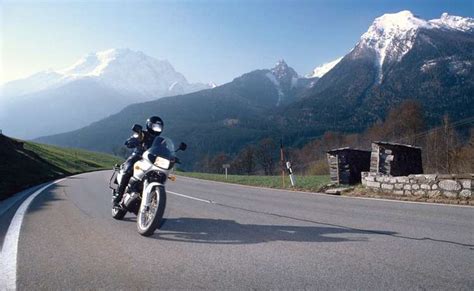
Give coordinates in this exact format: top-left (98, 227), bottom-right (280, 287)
top-left (142, 182), bottom-right (163, 207)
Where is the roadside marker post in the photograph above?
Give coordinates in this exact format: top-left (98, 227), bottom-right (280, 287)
top-left (222, 164), bottom-right (230, 180)
top-left (286, 161), bottom-right (296, 187)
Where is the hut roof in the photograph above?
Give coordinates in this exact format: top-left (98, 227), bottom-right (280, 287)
top-left (372, 141), bottom-right (421, 150)
top-left (327, 147), bottom-right (371, 154)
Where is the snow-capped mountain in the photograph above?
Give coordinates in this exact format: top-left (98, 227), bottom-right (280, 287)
top-left (429, 12), bottom-right (474, 32)
top-left (304, 11), bottom-right (473, 83)
top-left (302, 11), bottom-right (474, 86)
top-left (284, 10), bottom-right (473, 134)
top-left (0, 70), bottom-right (64, 98)
top-left (1, 48), bottom-right (212, 99)
top-left (307, 57), bottom-right (343, 78)
top-left (36, 59), bottom-right (316, 160)
top-left (353, 11), bottom-right (474, 82)
top-left (0, 49), bottom-right (214, 139)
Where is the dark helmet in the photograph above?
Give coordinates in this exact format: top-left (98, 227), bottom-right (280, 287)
top-left (146, 116), bottom-right (164, 135)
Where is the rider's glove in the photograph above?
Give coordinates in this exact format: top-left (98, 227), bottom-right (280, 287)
top-left (125, 137), bottom-right (140, 148)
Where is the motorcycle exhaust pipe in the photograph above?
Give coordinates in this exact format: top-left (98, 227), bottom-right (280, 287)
top-left (123, 192), bottom-right (141, 214)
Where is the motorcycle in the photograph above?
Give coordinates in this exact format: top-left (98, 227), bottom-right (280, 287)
top-left (109, 124), bottom-right (186, 236)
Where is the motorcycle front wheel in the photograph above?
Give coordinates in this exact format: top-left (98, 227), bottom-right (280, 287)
top-left (137, 186), bottom-right (166, 236)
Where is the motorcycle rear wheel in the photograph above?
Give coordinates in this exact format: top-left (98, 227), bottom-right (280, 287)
top-left (112, 206), bottom-right (127, 220)
top-left (137, 186), bottom-right (166, 236)
top-left (111, 191), bottom-right (127, 220)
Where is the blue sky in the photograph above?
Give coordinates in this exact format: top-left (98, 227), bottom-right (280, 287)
top-left (2, 0), bottom-right (473, 84)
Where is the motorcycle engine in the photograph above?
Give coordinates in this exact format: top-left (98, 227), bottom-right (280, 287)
top-left (122, 192), bottom-right (141, 215)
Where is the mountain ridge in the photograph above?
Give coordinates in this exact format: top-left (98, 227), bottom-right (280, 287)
top-left (284, 12), bottom-right (473, 137)
top-left (1, 48), bottom-right (212, 99)
top-left (33, 11), bottom-right (474, 170)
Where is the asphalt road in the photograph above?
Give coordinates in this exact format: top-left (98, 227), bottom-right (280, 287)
top-left (1, 170), bottom-right (473, 290)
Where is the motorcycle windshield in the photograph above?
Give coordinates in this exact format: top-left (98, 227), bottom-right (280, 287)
top-left (147, 136), bottom-right (175, 160)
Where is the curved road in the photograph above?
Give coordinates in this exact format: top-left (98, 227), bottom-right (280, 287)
top-left (1, 171), bottom-right (473, 289)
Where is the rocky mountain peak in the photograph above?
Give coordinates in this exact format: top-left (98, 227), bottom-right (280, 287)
top-left (355, 11), bottom-right (473, 83)
top-left (270, 59), bottom-right (298, 81)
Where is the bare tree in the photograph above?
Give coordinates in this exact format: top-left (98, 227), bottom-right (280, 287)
top-left (384, 100), bottom-right (425, 144)
top-left (232, 145), bottom-right (256, 175)
top-left (256, 138), bottom-right (276, 175)
top-left (209, 153), bottom-right (230, 174)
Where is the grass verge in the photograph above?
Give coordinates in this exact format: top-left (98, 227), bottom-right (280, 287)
top-left (0, 135), bottom-right (122, 200)
top-left (177, 172), bottom-right (330, 192)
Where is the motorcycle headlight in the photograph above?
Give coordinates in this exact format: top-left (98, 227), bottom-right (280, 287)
top-left (154, 157), bottom-right (171, 169)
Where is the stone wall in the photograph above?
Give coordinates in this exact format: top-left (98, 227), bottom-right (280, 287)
top-left (361, 172), bottom-right (472, 199)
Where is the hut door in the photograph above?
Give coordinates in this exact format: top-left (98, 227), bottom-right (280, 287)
top-left (379, 150), bottom-right (394, 175)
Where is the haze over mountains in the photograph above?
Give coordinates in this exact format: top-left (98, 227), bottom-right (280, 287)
top-left (0, 48), bottom-right (213, 138)
top-left (35, 11), bottom-right (474, 170)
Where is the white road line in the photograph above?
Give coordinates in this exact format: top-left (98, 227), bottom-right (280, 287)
top-left (167, 191), bottom-right (214, 204)
top-left (0, 178), bottom-right (64, 291)
top-left (0, 186), bottom-right (42, 218)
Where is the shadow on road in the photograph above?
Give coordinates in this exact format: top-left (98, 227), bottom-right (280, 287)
top-left (210, 201), bottom-right (474, 248)
top-left (27, 184), bottom-right (67, 213)
top-left (149, 217), bottom-right (389, 244)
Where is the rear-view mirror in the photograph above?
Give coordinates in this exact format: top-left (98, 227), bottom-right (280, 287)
top-left (177, 142), bottom-right (187, 152)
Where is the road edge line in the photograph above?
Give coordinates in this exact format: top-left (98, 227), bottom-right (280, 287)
top-left (0, 185), bottom-right (46, 218)
top-left (0, 178), bottom-right (65, 290)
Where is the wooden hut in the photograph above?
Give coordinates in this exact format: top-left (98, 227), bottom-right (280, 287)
top-left (327, 148), bottom-right (371, 185)
top-left (370, 141), bottom-right (423, 176)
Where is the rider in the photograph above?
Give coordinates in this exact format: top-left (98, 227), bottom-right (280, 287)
top-left (114, 116), bottom-right (164, 205)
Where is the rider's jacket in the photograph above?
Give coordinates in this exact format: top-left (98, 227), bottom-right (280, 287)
top-left (125, 130), bottom-right (158, 155)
